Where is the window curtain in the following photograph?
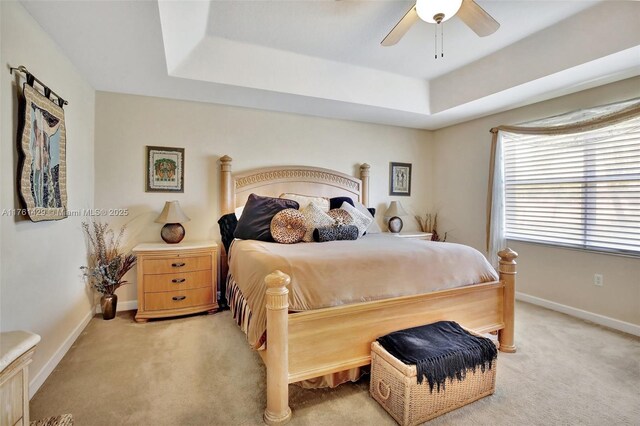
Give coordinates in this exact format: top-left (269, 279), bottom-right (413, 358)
top-left (486, 97), bottom-right (640, 267)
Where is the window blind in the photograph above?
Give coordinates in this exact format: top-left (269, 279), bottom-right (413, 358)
top-left (502, 115), bottom-right (640, 256)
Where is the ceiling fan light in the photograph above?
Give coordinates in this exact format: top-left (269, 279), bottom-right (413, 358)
top-left (416, 0), bottom-right (463, 24)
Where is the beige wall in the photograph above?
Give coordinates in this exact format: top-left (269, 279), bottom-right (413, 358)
top-left (0, 0), bottom-right (95, 394)
top-left (432, 76), bottom-right (640, 325)
top-left (95, 92), bottom-right (433, 303)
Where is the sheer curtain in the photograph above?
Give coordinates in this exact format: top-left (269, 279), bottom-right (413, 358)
top-left (486, 97), bottom-right (640, 267)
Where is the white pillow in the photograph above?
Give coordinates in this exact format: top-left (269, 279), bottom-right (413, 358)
top-left (354, 202), bottom-right (381, 234)
top-left (235, 205), bottom-right (244, 219)
top-left (280, 193), bottom-right (330, 212)
top-left (300, 202), bottom-right (335, 242)
top-left (340, 202), bottom-right (372, 238)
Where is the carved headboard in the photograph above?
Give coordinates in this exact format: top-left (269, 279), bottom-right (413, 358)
top-left (219, 156), bottom-right (370, 215)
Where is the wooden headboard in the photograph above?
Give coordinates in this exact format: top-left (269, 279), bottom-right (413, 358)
top-left (219, 155), bottom-right (370, 215)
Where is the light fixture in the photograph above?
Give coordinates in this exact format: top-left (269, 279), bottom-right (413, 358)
top-left (384, 201), bottom-right (409, 233)
top-left (155, 201), bottom-right (191, 244)
top-left (416, 0), bottom-right (463, 24)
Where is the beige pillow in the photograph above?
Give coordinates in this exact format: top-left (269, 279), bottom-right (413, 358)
top-left (340, 201), bottom-right (372, 238)
top-left (300, 202), bottom-right (335, 242)
top-left (280, 193), bottom-right (330, 212)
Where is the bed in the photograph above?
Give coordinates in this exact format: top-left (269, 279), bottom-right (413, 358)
top-left (218, 155), bottom-right (517, 425)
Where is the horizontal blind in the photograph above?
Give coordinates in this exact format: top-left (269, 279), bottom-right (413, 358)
top-left (502, 115), bottom-right (640, 256)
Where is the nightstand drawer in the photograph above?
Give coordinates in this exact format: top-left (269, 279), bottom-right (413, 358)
top-left (142, 255), bottom-right (211, 274)
top-left (144, 287), bottom-right (213, 311)
top-left (143, 270), bottom-right (212, 293)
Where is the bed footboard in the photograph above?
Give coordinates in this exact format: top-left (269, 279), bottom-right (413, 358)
top-left (261, 248), bottom-right (517, 424)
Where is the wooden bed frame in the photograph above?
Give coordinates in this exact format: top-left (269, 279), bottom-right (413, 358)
top-left (219, 155), bottom-right (517, 425)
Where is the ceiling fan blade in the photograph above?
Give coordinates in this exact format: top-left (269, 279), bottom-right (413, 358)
top-left (457, 0), bottom-right (500, 37)
top-left (381, 5), bottom-right (419, 46)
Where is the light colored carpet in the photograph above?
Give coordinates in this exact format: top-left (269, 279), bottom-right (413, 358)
top-left (30, 302), bottom-right (640, 425)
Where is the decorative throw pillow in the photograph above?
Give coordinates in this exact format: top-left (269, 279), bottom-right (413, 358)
top-left (329, 196), bottom-right (354, 210)
top-left (313, 225), bottom-right (359, 242)
top-left (270, 209), bottom-right (306, 244)
top-left (234, 194), bottom-right (299, 241)
top-left (300, 202), bottom-right (335, 242)
top-left (354, 202), bottom-right (381, 234)
top-left (280, 193), bottom-right (330, 212)
top-left (327, 208), bottom-right (354, 226)
top-left (217, 212), bottom-right (238, 253)
top-left (340, 201), bottom-right (372, 238)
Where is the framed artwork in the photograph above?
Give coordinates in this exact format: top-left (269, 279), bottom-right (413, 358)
top-left (389, 162), bottom-right (412, 196)
top-left (18, 84), bottom-right (67, 221)
top-left (146, 146), bottom-right (184, 192)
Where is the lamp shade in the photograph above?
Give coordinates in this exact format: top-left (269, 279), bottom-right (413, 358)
top-left (416, 0), bottom-right (463, 23)
top-left (155, 201), bottom-right (191, 224)
top-left (384, 201), bottom-right (408, 218)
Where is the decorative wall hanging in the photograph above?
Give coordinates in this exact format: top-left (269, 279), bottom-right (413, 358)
top-left (146, 146), bottom-right (185, 192)
top-left (389, 162), bottom-right (412, 196)
top-left (12, 65), bottom-right (68, 222)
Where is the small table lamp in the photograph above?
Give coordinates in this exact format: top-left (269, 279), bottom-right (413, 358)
top-left (384, 201), bottom-right (408, 233)
top-left (155, 201), bottom-right (191, 244)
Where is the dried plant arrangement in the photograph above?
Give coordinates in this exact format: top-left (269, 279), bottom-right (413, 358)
top-left (415, 213), bottom-right (448, 242)
top-left (80, 222), bottom-right (136, 295)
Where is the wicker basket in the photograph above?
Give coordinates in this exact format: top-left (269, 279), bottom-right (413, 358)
top-left (370, 337), bottom-right (497, 426)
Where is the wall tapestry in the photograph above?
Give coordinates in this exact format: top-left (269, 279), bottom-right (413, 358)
top-left (389, 162), bottom-right (412, 196)
top-left (146, 146), bottom-right (185, 192)
top-left (18, 84), bottom-right (67, 221)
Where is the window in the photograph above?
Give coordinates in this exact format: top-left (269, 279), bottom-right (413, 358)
top-left (502, 115), bottom-right (640, 256)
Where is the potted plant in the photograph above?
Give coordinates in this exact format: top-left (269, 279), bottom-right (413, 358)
top-left (415, 213), bottom-right (448, 242)
top-left (81, 222), bottom-right (136, 320)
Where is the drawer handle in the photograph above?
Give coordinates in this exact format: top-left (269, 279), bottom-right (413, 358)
top-left (172, 262), bottom-right (186, 268)
top-left (172, 296), bottom-right (187, 301)
top-left (172, 278), bottom-right (186, 284)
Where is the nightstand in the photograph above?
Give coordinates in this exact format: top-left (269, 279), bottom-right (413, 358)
top-left (133, 241), bottom-right (218, 322)
top-left (387, 232), bottom-right (433, 240)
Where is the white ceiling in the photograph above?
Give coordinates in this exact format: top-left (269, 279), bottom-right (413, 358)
top-left (20, 0), bottom-right (640, 129)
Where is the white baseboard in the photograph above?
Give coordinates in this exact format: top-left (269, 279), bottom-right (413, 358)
top-left (516, 292), bottom-right (640, 337)
top-left (29, 309), bottom-right (94, 399)
top-left (95, 299), bottom-right (138, 314)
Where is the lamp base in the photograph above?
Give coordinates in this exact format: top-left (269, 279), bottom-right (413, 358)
top-left (388, 216), bottom-right (403, 233)
top-left (161, 223), bottom-right (185, 244)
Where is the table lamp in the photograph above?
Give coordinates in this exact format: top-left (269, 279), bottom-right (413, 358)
top-left (155, 201), bottom-right (190, 244)
top-left (384, 201), bottom-right (408, 233)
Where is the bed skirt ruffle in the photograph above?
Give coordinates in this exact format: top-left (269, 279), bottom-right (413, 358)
top-left (226, 273), bottom-right (365, 388)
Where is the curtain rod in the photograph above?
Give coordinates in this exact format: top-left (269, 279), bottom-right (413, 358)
top-left (9, 65), bottom-right (68, 106)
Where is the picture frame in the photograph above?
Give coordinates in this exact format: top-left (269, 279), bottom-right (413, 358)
top-left (146, 146), bottom-right (184, 193)
top-left (389, 162), bottom-right (412, 196)
top-left (18, 84), bottom-right (67, 221)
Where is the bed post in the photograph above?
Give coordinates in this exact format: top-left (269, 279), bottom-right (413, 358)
top-left (360, 163), bottom-right (370, 207)
top-left (220, 155), bottom-right (234, 214)
top-left (498, 248), bottom-right (518, 353)
top-left (264, 271), bottom-right (292, 425)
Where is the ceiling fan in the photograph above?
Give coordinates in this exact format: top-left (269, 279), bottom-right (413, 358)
top-left (381, 0), bottom-right (500, 47)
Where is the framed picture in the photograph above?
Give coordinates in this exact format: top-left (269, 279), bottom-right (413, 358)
top-left (18, 84), bottom-right (67, 221)
top-left (389, 162), bottom-right (412, 196)
top-left (146, 146), bottom-right (184, 192)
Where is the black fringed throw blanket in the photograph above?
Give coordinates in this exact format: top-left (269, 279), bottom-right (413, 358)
top-left (377, 321), bottom-right (497, 392)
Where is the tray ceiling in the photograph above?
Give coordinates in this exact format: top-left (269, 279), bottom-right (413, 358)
top-left (20, 0), bottom-right (640, 129)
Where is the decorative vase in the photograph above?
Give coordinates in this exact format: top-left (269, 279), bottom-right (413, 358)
top-left (100, 293), bottom-right (118, 320)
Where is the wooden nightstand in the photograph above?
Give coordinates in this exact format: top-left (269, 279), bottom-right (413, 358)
top-left (387, 232), bottom-right (433, 240)
top-left (133, 241), bottom-right (218, 322)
